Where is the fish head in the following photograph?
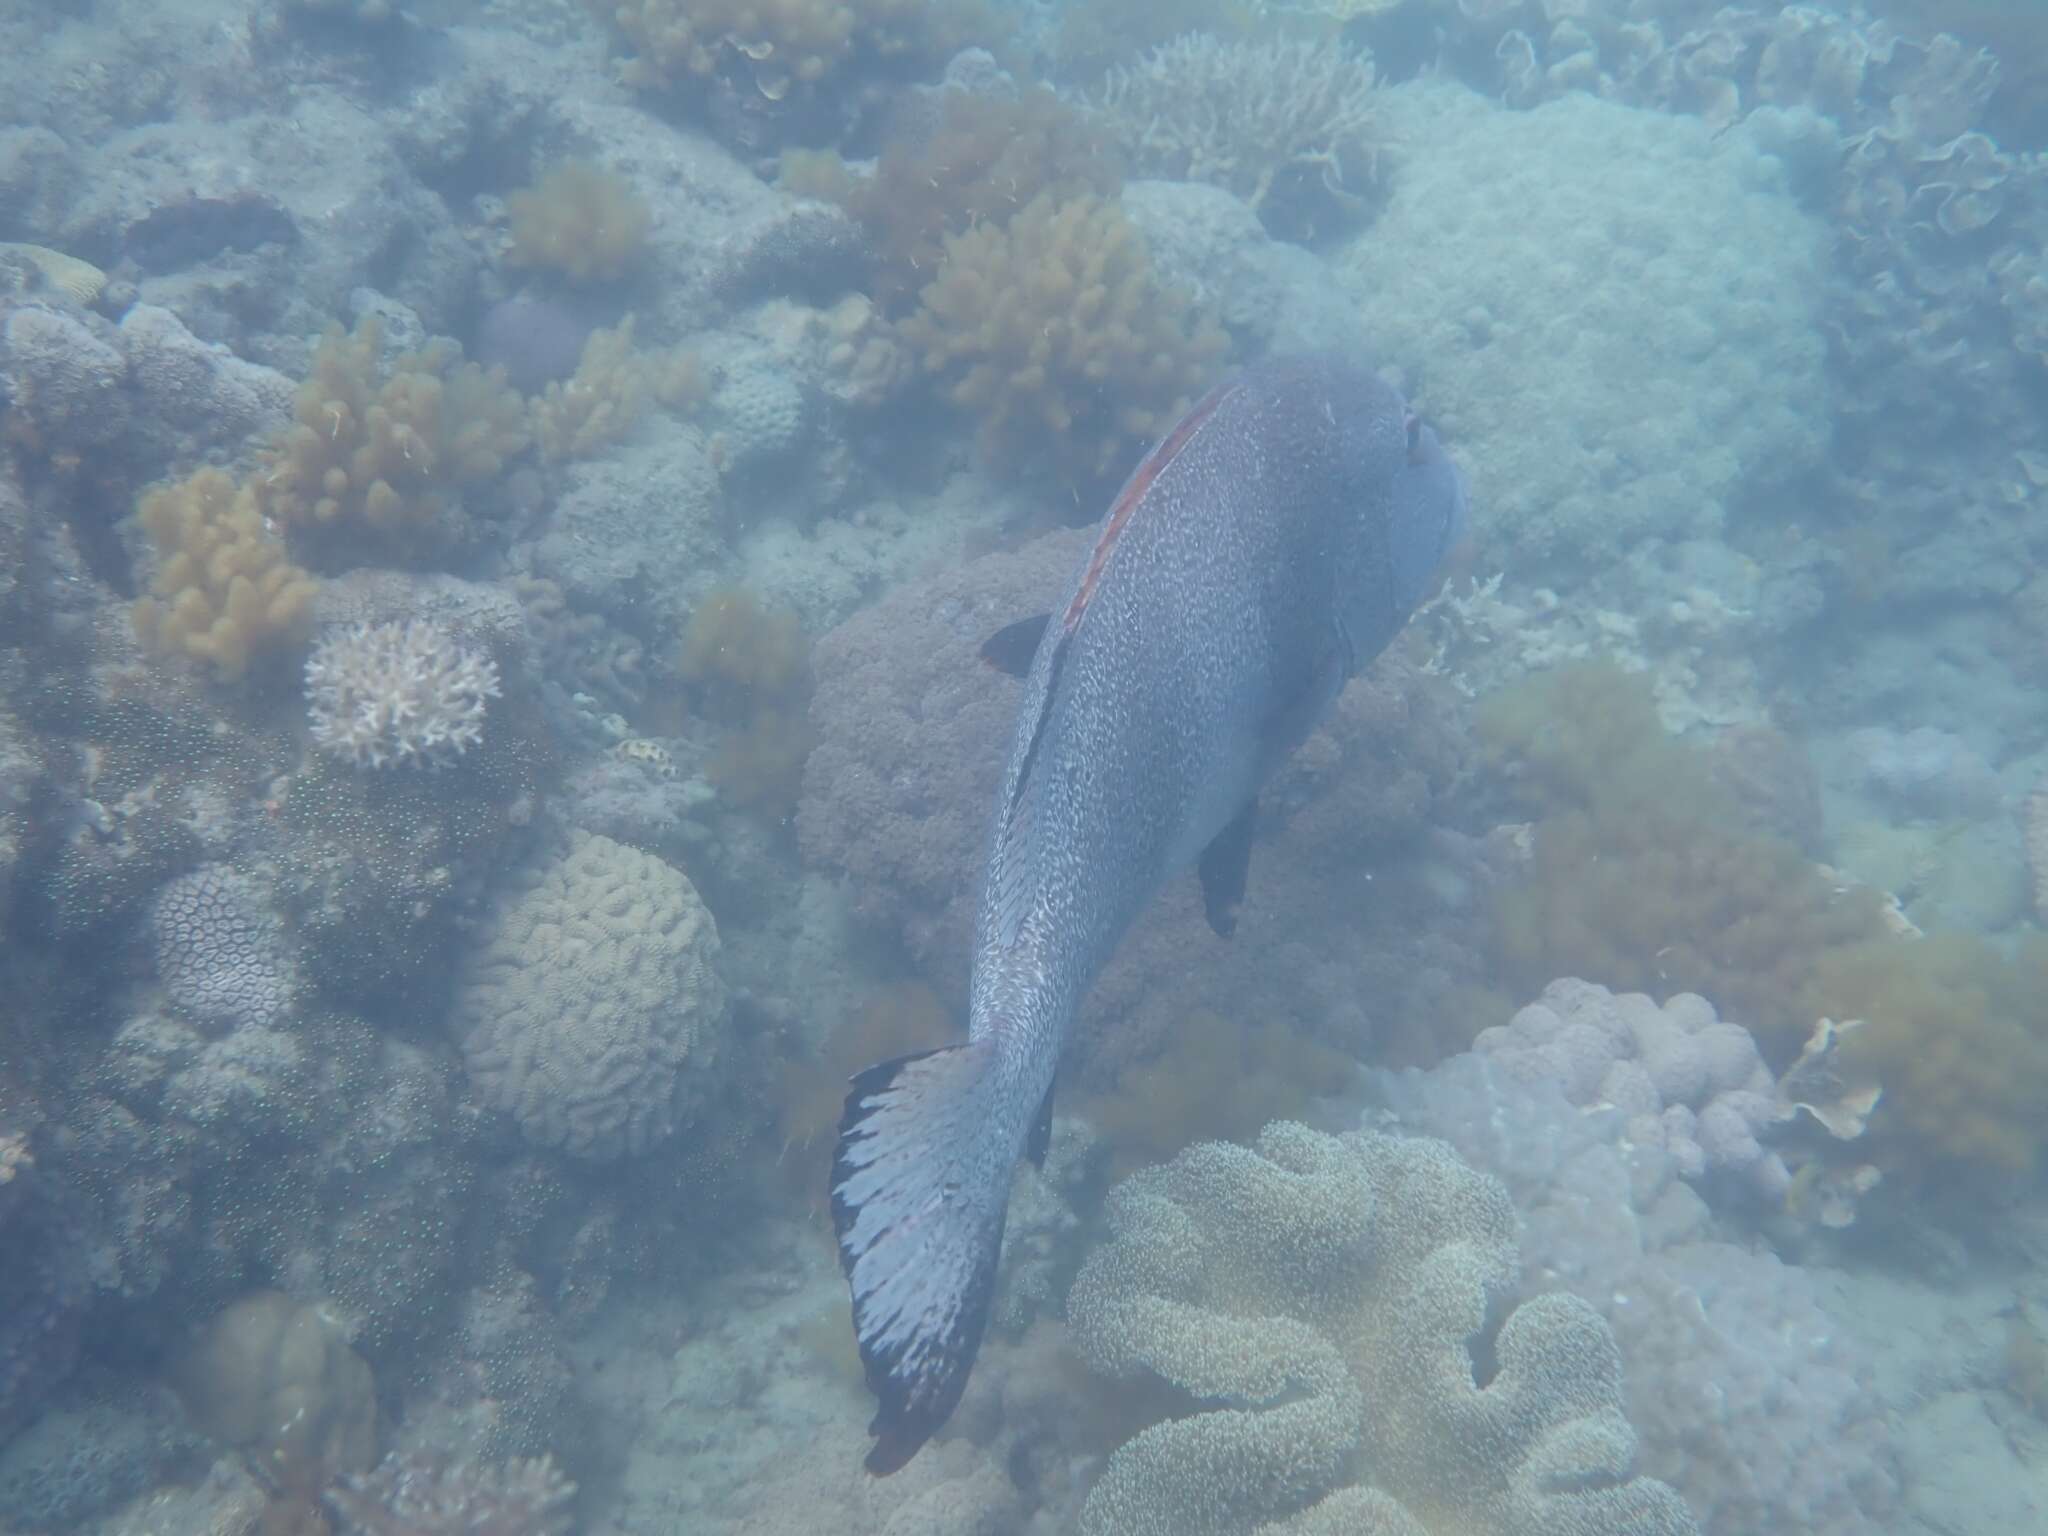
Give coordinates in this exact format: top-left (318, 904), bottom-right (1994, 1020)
top-left (1383, 409), bottom-right (1470, 614)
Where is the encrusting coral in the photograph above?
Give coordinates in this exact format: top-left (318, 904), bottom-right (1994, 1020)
top-left (256, 318), bottom-right (529, 562)
top-left (1067, 1121), bottom-right (1699, 1536)
top-left (900, 191), bottom-right (1228, 491)
top-left (506, 160), bottom-right (651, 284)
top-left (132, 467), bottom-right (319, 680)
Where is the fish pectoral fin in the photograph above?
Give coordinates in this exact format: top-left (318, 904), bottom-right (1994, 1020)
top-left (979, 614), bottom-right (1052, 678)
top-left (832, 1038), bottom-right (1012, 1476)
top-left (1026, 1076), bottom-right (1055, 1168)
top-left (1198, 797), bottom-right (1258, 939)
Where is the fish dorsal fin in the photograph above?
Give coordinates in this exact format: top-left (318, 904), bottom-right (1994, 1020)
top-left (980, 614), bottom-right (1050, 678)
top-left (1025, 1076), bottom-right (1056, 1167)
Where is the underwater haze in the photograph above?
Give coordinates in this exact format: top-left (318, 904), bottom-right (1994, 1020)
top-left (2, 1), bottom-right (2046, 1533)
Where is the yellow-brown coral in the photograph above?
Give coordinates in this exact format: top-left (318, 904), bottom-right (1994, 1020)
top-left (132, 468), bottom-right (318, 680)
top-left (677, 588), bottom-right (815, 818)
top-left (506, 160), bottom-right (651, 283)
top-left (528, 317), bottom-right (702, 461)
top-left (900, 191), bottom-right (1228, 491)
top-left (257, 319), bottom-right (528, 560)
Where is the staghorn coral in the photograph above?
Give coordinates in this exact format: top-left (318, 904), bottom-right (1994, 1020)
top-left (305, 619), bottom-right (501, 770)
top-left (256, 319), bottom-right (529, 562)
top-left (326, 1450), bottom-right (574, 1536)
top-left (900, 191), bottom-right (1227, 491)
top-left (506, 160), bottom-right (651, 284)
top-left (454, 831), bottom-right (726, 1160)
top-left (1067, 1121), bottom-right (1698, 1536)
top-left (132, 467), bottom-right (319, 680)
top-left (1094, 32), bottom-right (1381, 242)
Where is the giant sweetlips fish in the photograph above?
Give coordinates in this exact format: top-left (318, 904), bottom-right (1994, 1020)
top-left (831, 351), bottom-right (1470, 1473)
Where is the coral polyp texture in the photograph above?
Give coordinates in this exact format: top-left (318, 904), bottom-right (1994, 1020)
top-left (900, 191), bottom-right (1227, 490)
top-left (454, 831), bottom-right (726, 1160)
top-left (1066, 1121), bottom-right (1699, 1536)
top-left (586, 0), bottom-right (993, 94)
top-left (131, 467), bottom-right (319, 680)
top-left (326, 1451), bottom-right (575, 1536)
top-left (305, 619), bottom-right (501, 770)
top-left (149, 864), bottom-right (298, 1031)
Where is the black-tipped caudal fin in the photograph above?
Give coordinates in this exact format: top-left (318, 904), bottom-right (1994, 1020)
top-left (831, 1039), bottom-right (1014, 1475)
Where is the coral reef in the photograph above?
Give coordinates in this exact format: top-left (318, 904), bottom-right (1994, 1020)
top-left (585, 0), bottom-right (996, 97)
top-left (676, 587), bottom-right (815, 816)
top-left (454, 831), bottom-right (726, 1160)
top-left (132, 467), bottom-right (319, 680)
top-left (149, 864), bottom-right (299, 1031)
top-left (0, 1389), bottom-right (197, 1531)
top-left (1066, 1121), bottom-right (1698, 1536)
top-left (1094, 33), bottom-right (1381, 242)
top-left (256, 319), bottom-right (529, 563)
top-left (327, 1451), bottom-right (575, 1536)
top-left (1473, 979), bottom-right (1793, 1205)
top-left (305, 619), bottom-right (502, 770)
top-left (900, 191), bottom-right (1227, 491)
top-left (1479, 664), bottom-right (1889, 1058)
top-left (848, 86), bottom-right (1124, 313)
top-left (1339, 79), bottom-right (1827, 573)
top-left (1378, 1021), bottom-right (1901, 1536)
top-left (173, 1289), bottom-right (378, 1479)
top-left (506, 161), bottom-right (651, 284)
top-left (528, 317), bottom-right (704, 463)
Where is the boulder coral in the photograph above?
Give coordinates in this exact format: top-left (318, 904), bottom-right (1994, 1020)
top-left (1067, 1122), bottom-right (1699, 1536)
top-left (454, 831), bottom-right (726, 1160)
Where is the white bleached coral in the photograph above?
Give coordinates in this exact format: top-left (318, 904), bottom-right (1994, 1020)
top-left (1066, 1121), bottom-right (1698, 1536)
top-left (454, 831), bottom-right (725, 1160)
top-left (305, 619), bottom-right (500, 769)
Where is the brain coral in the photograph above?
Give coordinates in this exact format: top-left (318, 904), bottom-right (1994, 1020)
top-left (455, 831), bottom-right (725, 1160)
top-left (1066, 1121), bottom-right (1699, 1536)
top-left (1339, 80), bottom-right (1827, 574)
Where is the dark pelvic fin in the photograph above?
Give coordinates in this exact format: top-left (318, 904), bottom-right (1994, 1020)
top-left (1198, 797), bottom-right (1258, 938)
top-left (979, 614), bottom-right (1050, 678)
top-left (1025, 1076), bottom-right (1055, 1168)
top-left (831, 1040), bottom-right (1011, 1476)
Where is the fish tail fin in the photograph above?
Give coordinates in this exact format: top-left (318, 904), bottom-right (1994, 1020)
top-left (831, 1036), bottom-right (1015, 1475)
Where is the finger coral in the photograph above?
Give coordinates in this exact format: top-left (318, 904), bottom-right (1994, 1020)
top-left (506, 160), bottom-right (651, 283)
top-left (257, 319), bottom-right (529, 564)
top-left (304, 619), bottom-right (502, 770)
top-left (1067, 1121), bottom-right (1699, 1536)
top-left (131, 467), bottom-right (319, 680)
top-left (900, 191), bottom-right (1227, 492)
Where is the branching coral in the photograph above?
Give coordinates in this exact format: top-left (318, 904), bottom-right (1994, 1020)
top-left (305, 619), bottom-right (501, 770)
top-left (326, 1451), bottom-right (574, 1536)
top-left (900, 191), bottom-right (1228, 490)
top-left (132, 467), bottom-right (318, 680)
top-left (1094, 32), bottom-right (1382, 241)
top-left (256, 319), bottom-right (529, 562)
top-left (1067, 1122), bottom-right (1699, 1536)
top-left (506, 160), bottom-right (651, 283)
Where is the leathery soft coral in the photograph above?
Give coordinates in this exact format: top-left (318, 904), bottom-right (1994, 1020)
top-left (1066, 1121), bottom-right (1698, 1536)
top-left (900, 191), bottom-right (1227, 491)
top-left (132, 467), bottom-right (318, 680)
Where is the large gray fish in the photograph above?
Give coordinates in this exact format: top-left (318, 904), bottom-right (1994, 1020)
top-left (831, 352), bottom-right (1469, 1473)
